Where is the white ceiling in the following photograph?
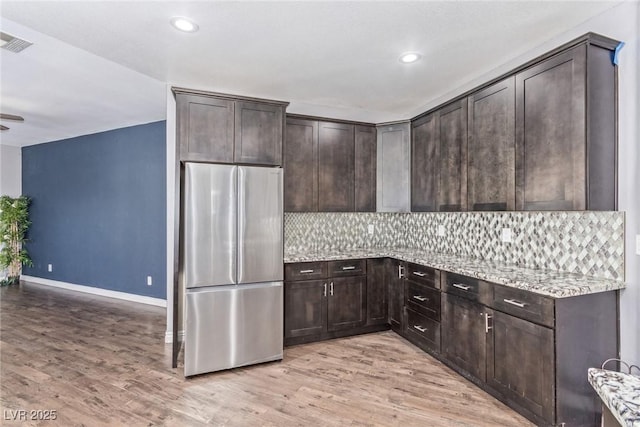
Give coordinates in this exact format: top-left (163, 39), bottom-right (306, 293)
top-left (0, 1), bottom-right (623, 147)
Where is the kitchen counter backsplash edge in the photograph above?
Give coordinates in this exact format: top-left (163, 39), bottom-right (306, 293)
top-left (284, 248), bottom-right (625, 299)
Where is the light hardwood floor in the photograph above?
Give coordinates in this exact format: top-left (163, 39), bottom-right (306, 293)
top-left (0, 282), bottom-right (534, 426)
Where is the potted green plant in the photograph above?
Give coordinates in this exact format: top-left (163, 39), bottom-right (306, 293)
top-left (0, 195), bottom-right (33, 286)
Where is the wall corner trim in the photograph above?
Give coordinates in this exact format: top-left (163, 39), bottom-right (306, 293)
top-left (164, 330), bottom-right (184, 344)
top-left (20, 275), bottom-right (167, 308)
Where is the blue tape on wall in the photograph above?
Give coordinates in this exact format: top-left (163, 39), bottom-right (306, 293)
top-left (613, 42), bottom-right (625, 65)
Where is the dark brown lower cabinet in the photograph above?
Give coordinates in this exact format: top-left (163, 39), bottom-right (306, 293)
top-left (487, 310), bottom-right (555, 423)
top-left (284, 260), bottom-right (388, 346)
top-left (386, 258), bottom-right (405, 333)
top-left (283, 280), bottom-right (326, 339)
top-left (327, 276), bottom-right (366, 331)
top-left (442, 293), bottom-right (488, 381)
top-left (366, 259), bottom-right (387, 326)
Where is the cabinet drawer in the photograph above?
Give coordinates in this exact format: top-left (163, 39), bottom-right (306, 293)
top-left (406, 308), bottom-right (441, 353)
top-left (406, 263), bottom-right (439, 289)
top-left (443, 272), bottom-right (490, 304)
top-left (285, 262), bottom-right (328, 281)
top-left (328, 259), bottom-right (366, 277)
top-left (491, 285), bottom-right (555, 327)
top-left (406, 282), bottom-right (441, 321)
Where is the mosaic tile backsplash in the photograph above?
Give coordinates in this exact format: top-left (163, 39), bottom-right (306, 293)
top-left (284, 211), bottom-right (625, 280)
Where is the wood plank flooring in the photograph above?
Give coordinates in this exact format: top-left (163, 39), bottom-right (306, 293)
top-left (0, 282), bottom-right (534, 426)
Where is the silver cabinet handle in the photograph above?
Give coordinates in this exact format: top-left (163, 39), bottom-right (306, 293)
top-left (413, 295), bottom-right (427, 302)
top-left (413, 325), bottom-right (427, 333)
top-left (485, 313), bottom-right (493, 333)
top-left (323, 283), bottom-right (327, 297)
top-left (503, 298), bottom-right (527, 308)
top-left (330, 282), bottom-right (334, 296)
top-left (341, 266), bottom-right (356, 271)
top-left (398, 265), bottom-right (405, 279)
top-left (413, 271), bottom-right (426, 277)
top-left (452, 283), bottom-right (471, 291)
top-left (300, 269), bottom-right (314, 274)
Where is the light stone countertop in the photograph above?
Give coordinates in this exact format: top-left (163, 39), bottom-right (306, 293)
top-left (284, 248), bottom-right (625, 298)
top-left (588, 368), bottom-right (640, 426)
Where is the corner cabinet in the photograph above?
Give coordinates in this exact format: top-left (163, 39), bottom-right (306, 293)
top-left (377, 122), bottom-right (411, 212)
top-left (515, 37), bottom-right (617, 210)
top-left (284, 116), bottom-right (376, 212)
top-left (175, 88), bottom-right (287, 165)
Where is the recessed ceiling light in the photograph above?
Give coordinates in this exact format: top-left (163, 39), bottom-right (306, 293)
top-left (170, 17), bottom-right (199, 33)
top-left (399, 52), bottom-right (421, 64)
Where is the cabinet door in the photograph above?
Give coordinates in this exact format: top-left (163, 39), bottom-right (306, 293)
top-left (327, 276), bottom-right (366, 332)
top-left (516, 45), bottom-right (586, 210)
top-left (366, 259), bottom-right (387, 326)
top-left (284, 118), bottom-right (318, 212)
top-left (468, 78), bottom-right (515, 211)
top-left (354, 125), bottom-right (377, 212)
top-left (438, 100), bottom-right (468, 211)
top-left (386, 259), bottom-right (405, 333)
top-left (318, 122), bottom-right (355, 211)
top-left (411, 113), bottom-right (439, 212)
top-left (284, 280), bottom-right (326, 338)
top-left (442, 293), bottom-right (487, 381)
top-left (234, 101), bottom-right (283, 166)
top-left (487, 310), bottom-right (555, 424)
top-left (177, 94), bottom-right (234, 163)
top-left (377, 122), bottom-right (410, 212)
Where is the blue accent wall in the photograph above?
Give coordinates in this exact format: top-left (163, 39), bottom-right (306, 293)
top-left (22, 121), bottom-right (166, 299)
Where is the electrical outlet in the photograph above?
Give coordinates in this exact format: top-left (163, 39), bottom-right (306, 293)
top-left (437, 225), bottom-right (446, 237)
top-left (501, 228), bottom-right (512, 243)
top-left (47, 264), bottom-right (52, 272)
top-left (636, 234), bottom-right (640, 256)
top-left (367, 224), bottom-right (374, 235)
top-left (147, 276), bottom-right (153, 286)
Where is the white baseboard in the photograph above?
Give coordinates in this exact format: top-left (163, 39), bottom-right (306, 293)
top-left (165, 330), bottom-right (184, 344)
top-left (21, 275), bottom-right (167, 308)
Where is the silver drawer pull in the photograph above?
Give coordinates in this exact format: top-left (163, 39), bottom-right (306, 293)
top-left (503, 298), bottom-right (527, 308)
top-left (299, 269), bottom-right (315, 274)
top-left (413, 271), bottom-right (427, 277)
top-left (413, 295), bottom-right (427, 302)
top-left (413, 325), bottom-right (427, 333)
top-left (452, 283), bottom-right (471, 291)
top-left (341, 266), bottom-right (356, 271)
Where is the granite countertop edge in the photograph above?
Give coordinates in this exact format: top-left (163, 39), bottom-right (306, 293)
top-left (283, 248), bottom-right (626, 299)
top-left (588, 368), bottom-right (640, 427)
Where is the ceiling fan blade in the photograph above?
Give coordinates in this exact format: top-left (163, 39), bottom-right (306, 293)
top-left (0, 113), bottom-right (24, 122)
top-left (0, 125), bottom-right (9, 131)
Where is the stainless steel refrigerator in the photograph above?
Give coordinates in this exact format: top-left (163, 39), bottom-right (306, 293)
top-left (182, 162), bottom-right (283, 377)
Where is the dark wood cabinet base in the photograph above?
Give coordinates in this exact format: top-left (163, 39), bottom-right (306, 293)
top-left (284, 323), bottom-right (390, 347)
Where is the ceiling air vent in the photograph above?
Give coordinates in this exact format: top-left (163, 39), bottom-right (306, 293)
top-left (0, 32), bottom-right (33, 53)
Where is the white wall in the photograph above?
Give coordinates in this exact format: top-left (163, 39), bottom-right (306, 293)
top-left (165, 85), bottom-right (177, 342)
top-left (0, 144), bottom-right (22, 197)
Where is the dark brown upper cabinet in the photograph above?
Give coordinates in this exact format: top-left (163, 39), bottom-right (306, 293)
top-left (515, 41), bottom-right (616, 211)
top-left (177, 93), bottom-right (235, 163)
top-left (175, 89), bottom-right (287, 166)
top-left (411, 112), bottom-right (439, 212)
top-left (438, 99), bottom-right (468, 212)
top-left (318, 121), bottom-right (355, 212)
top-left (234, 101), bottom-right (284, 165)
top-left (284, 118), bottom-right (318, 212)
top-left (467, 77), bottom-right (516, 211)
top-left (284, 115), bottom-right (375, 212)
top-left (354, 125), bottom-right (377, 212)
